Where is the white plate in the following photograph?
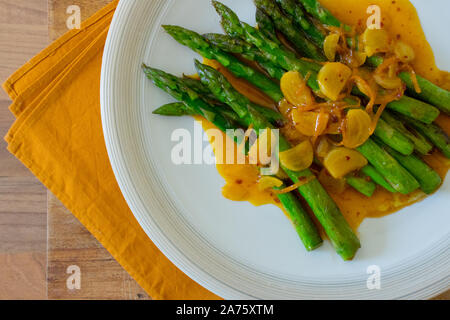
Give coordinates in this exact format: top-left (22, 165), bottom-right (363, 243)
top-left (101, 0), bottom-right (450, 299)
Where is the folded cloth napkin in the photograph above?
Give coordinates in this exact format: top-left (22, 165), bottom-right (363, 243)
top-left (3, 0), bottom-right (219, 300)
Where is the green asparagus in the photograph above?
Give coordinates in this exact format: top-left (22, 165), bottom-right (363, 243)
top-left (195, 59), bottom-right (360, 260)
top-left (203, 33), bottom-right (285, 80)
top-left (213, 1), bottom-right (322, 90)
top-left (181, 76), bottom-right (218, 101)
top-left (357, 139), bottom-right (420, 194)
top-left (395, 112), bottom-right (450, 158)
top-left (213, 1), bottom-right (425, 158)
top-left (254, 0), bottom-right (325, 61)
top-left (255, 8), bottom-right (322, 74)
top-left (153, 102), bottom-right (197, 117)
top-left (298, 0), bottom-right (450, 114)
top-left (385, 96), bottom-right (440, 125)
top-left (144, 65), bottom-right (323, 251)
top-left (162, 25), bottom-right (284, 102)
top-left (145, 0), bottom-right (450, 261)
top-left (381, 111), bottom-right (433, 155)
top-left (182, 76), bottom-right (285, 125)
top-left (374, 118), bottom-right (414, 156)
top-left (275, 0), bottom-right (325, 47)
top-left (274, 189), bottom-right (324, 250)
top-left (399, 72), bottom-right (450, 115)
top-left (361, 165), bottom-right (397, 193)
top-left (214, 1), bottom-right (438, 128)
top-left (351, 85), bottom-right (441, 125)
top-left (143, 65), bottom-right (236, 132)
top-left (346, 175), bottom-right (376, 197)
top-left (375, 138), bottom-right (442, 194)
top-left (298, 0), bottom-right (352, 32)
top-left (255, 9), bottom-right (280, 44)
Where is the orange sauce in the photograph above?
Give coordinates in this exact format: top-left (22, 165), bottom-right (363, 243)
top-left (199, 0), bottom-right (450, 231)
top-left (198, 117), bottom-right (284, 208)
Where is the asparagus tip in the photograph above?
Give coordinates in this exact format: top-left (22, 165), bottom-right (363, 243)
top-left (194, 59), bottom-right (216, 81)
top-left (141, 64), bottom-right (157, 76)
top-left (152, 108), bottom-right (164, 115)
top-left (152, 102), bottom-right (192, 117)
top-left (161, 24), bottom-right (182, 36)
top-left (211, 0), bottom-right (220, 9)
top-left (211, 1), bottom-right (233, 19)
top-left (193, 58), bottom-right (203, 68)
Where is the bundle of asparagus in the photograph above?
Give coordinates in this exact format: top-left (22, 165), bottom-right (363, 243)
top-left (143, 0), bottom-right (450, 260)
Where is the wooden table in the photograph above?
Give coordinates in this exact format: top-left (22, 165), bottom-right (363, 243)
top-left (46, 0), bottom-right (149, 300)
top-left (0, 0), bottom-right (49, 300)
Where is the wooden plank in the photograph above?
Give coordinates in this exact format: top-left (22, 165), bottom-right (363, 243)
top-left (46, 0), bottom-right (149, 300)
top-left (0, 0), bottom-right (48, 300)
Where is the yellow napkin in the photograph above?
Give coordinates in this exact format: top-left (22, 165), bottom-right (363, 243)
top-left (3, 0), bottom-right (219, 300)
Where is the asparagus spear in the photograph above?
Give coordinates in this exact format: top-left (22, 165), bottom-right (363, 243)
top-left (159, 103), bottom-right (378, 198)
top-left (212, 3), bottom-right (428, 179)
top-left (144, 65), bottom-right (323, 251)
top-left (274, 189), bottom-right (324, 250)
top-left (161, 110), bottom-right (321, 250)
top-left (346, 175), bottom-right (376, 197)
top-left (213, 1), bottom-right (424, 157)
top-left (214, 1), bottom-right (438, 127)
top-left (275, 0), bottom-right (445, 119)
top-left (181, 76), bottom-right (220, 102)
top-left (162, 25), bottom-right (284, 102)
top-left (254, 0), bottom-right (325, 61)
top-left (368, 56), bottom-right (450, 115)
top-left (381, 111), bottom-right (433, 155)
top-left (202, 33), bottom-right (250, 54)
top-left (399, 73), bottom-right (450, 115)
top-left (203, 33), bottom-right (285, 80)
top-left (213, 0), bottom-right (322, 91)
top-left (375, 138), bottom-right (442, 194)
top-left (153, 102), bottom-right (197, 117)
top-left (351, 83), bottom-right (440, 125)
top-left (298, 0), bottom-right (351, 32)
top-left (361, 165), bottom-right (397, 193)
top-left (395, 113), bottom-right (450, 158)
top-left (162, 109), bottom-right (323, 250)
top-left (154, 104), bottom-right (376, 243)
top-left (143, 65), bottom-right (237, 132)
top-left (298, 0), bottom-right (450, 114)
top-left (385, 96), bottom-right (440, 125)
top-left (181, 75), bottom-right (285, 125)
top-left (255, 8), bottom-right (281, 44)
top-left (357, 139), bottom-right (420, 195)
top-left (156, 103), bottom-right (276, 136)
top-left (255, 8), bottom-right (324, 74)
top-left (374, 118), bottom-right (414, 156)
top-left (215, 2), bottom-right (422, 156)
top-left (195, 59), bottom-right (361, 260)
top-left (275, 0), bottom-right (325, 47)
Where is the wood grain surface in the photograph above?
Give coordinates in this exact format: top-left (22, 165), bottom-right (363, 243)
top-left (0, 0), bottom-right (48, 300)
top-left (46, 0), bottom-right (149, 300)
